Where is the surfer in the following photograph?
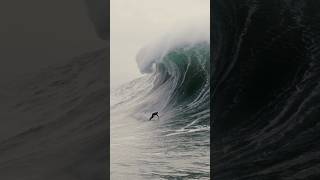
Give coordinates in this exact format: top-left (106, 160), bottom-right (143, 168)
top-left (149, 112), bottom-right (159, 120)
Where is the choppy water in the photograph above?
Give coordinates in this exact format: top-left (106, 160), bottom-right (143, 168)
top-left (110, 111), bottom-right (210, 179)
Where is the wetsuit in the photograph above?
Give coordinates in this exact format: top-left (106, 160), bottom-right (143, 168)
top-left (149, 112), bottom-right (159, 120)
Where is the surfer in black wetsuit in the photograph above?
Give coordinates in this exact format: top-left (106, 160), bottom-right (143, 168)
top-left (149, 112), bottom-right (159, 120)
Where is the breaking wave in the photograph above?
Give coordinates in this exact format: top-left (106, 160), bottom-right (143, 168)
top-left (112, 27), bottom-right (210, 130)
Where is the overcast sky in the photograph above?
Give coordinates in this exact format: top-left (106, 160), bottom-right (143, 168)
top-left (110, 0), bottom-right (210, 88)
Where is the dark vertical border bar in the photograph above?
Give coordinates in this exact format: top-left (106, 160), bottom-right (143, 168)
top-left (0, 1), bottom-right (110, 179)
top-left (107, 0), bottom-right (111, 178)
top-left (210, 0), bottom-right (214, 179)
top-left (210, 0), bottom-right (320, 179)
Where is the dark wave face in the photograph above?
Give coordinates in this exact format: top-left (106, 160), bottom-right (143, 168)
top-left (111, 38), bottom-right (210, 179)
top-left (213, 0), bottom-right (320, 179)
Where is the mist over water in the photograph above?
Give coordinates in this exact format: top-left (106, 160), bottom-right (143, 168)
top-left (110, 0), bottom-right (210, 88)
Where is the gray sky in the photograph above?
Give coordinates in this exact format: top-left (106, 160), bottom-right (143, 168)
top-left (110, 0), bottom-right (210, 88)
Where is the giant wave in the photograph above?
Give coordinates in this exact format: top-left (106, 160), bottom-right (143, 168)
top-left (111, 25), bottom-right (210, 179)
top-left (112, 26), bottom-right (210, 129)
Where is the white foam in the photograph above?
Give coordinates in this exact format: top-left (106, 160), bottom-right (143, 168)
top-left (165, 125), bottom-right (210, 137)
